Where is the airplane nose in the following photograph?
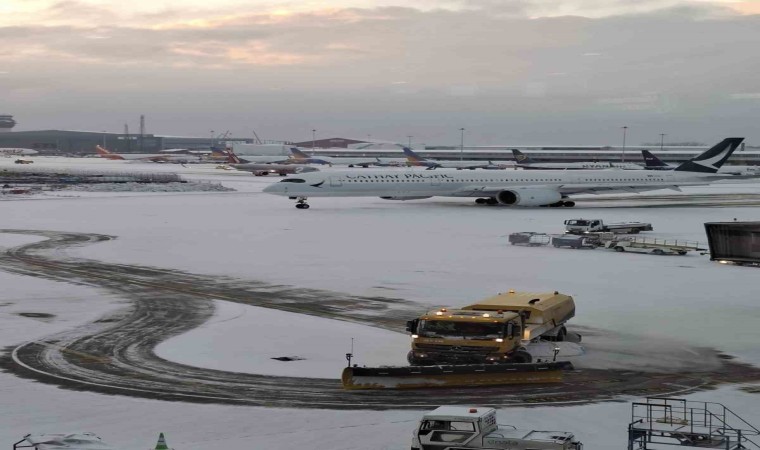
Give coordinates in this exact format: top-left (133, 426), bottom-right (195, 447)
top-left (262, 183), bottom-right (282, 194)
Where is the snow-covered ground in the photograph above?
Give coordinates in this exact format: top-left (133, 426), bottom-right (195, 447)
top-left (2, 157), bottom-right (760, 449)
top-left (155, 300), bottom-right (409, 377)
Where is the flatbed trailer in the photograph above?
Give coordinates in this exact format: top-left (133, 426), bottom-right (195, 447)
top-left (605, 237), bottom-right (706, 255)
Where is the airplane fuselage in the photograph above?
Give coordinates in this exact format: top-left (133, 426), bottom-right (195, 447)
top-left (263, 168), bottom-right (718, 199)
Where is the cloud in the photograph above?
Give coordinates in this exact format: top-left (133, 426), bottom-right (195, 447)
top-left (2, 1), bottom-right (760, 143)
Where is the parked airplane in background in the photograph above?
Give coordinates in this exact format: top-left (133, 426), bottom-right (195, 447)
top-left (210, 147), bottom-right (291, 164)
top-left (288, 147), bottom-right (405, 168)
top-left (403, 147), bottom-right (511, 170)
top-left (263, 138), bottom-right (746, 209)
top-left (0, 148), bottom-right (38, 156)
top-left (642, 149), bottom-right (760, 175)
top-left (224, 151), bottom-right (318, 176)
top-left (95, 146), bottom-right (201, 163)
top-left (512, 149), bottom-right (642, 170)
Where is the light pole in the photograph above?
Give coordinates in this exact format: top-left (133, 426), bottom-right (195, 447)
top-left (101, 131), bottom-right (106, 148)
top-left (621, 126), bottom-right (628, 163)
top-left (407, 135), bottom-right (412, 149)
top-left (459, 128), bottom-right (465, 161)
top-left (312, 129), bottom-right (316, 156)
top-left (210, 130), bottom-right (215, 149)
top-left (660, 133), bottom-right (666, 152)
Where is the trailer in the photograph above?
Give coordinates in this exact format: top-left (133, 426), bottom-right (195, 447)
top-left (605, 237), bottom-right (706, 256)
top-left (508, 232), bottom-right (551, 246)
top-left (412, 406), bottom-right (583, 450)
top-left (551, 235), bottom-right (597, 249)
top-left (564, 218), bottom-right (653, 235)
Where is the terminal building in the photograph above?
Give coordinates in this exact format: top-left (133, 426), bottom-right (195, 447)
top-left (0, 129), bottom-right (254, 155)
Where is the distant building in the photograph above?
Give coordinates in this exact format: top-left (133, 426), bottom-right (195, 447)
top-left (0, 114), bottom-right (16, 132)
top-left (0, 130), bottom-right (253, 155)
top-left (291, 137), bottom-right (368, 149)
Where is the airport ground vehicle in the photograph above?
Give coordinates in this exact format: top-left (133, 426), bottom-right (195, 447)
top-left (564, 219), bottom-right (653, 234)
top-left (551, 235), bottom-right (596, 249)
top-left (14, 159), bottom-right (33, 164)
top-left (405, 291), bottom-right (575, 365)
top-left (411, 406), bottom-right (583, 450)
top-left (705, 221), bottom-right (760, 266)
top-left (605, 237), bottom-right (705, 255)
top-left (508, 232), bottom-right (551, 246)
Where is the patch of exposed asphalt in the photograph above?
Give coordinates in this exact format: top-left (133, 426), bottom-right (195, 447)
top-left (1, 229), bottom-right (759, 410)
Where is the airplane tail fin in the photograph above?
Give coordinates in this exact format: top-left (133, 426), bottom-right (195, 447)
top-left (674, 138), bottom-right (744, 173)
top-left (402, 147), bottom-right (426, 164)
top-left (290, 147), bottom-right (311, 160)
top-left (210, 147), bottom-right (228, 159)
top-left (225, 150), bottom-right (242, 164)
top-left (641, 150), bottom-right (669, 168)
top-left (95, 145), bottom-right (124, 160)
top-left (512, 149), bottom-right (534, 164)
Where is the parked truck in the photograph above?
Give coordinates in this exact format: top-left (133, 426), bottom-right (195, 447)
top-left (405, 290), bottom-right (576, 365)
top-left (564, 218), bottom-right (653, 234)
top-left (411, 406), bottom-right (583, 450)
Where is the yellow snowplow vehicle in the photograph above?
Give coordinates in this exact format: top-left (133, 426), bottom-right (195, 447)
top-left (406, 290), bottom-right (576, 365)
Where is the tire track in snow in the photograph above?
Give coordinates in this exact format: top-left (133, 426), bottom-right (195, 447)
top-left (1, 229), bottom-right (759, 410)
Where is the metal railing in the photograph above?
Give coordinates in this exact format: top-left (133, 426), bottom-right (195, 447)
top-left (629, 397), bottom-right (760, 449)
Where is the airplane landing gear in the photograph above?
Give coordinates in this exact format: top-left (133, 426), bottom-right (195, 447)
top-left (475, 198), bottom-right (499, 205)
top-left (295, 197), bottom-right (310, 209)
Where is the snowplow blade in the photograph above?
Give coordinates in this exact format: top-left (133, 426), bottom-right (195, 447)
top-left (341, 361), bottom-right (573, 390)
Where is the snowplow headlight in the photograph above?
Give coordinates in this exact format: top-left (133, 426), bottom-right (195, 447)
top-left (482, 313), bottom-right (490, 318)
top-left (411, 334), bottom-right (419, 339)
top-left (435, 311), bottom-right (443, 316)
top-left (495, 338), bottom-right (503, 343)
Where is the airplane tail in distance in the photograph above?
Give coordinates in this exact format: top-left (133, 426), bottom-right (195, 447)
top-left (95, 145), bottom-right (124, 159)
top-left (225, 150), bottom-right (242, 164)
top-left (674, 137), bottom-right (744, 173)
top-left (210, 147), bottom-right (228, 158)
top-left (290, 147), bottom-right (311, 160)
top-left (641, 150), bottom-right (669, 168)
top-left (402, 147), bottom-right (426, 163)
top-left (512, 149), bottom-right (534, 164)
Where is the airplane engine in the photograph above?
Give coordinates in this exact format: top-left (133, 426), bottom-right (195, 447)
top-left (380, 196), bottom-right (433, 201)
top-left (496, 188), bottom-right (562, 206)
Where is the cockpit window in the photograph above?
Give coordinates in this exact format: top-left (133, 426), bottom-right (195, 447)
top-left (280, 178), bottom-right (306, 183)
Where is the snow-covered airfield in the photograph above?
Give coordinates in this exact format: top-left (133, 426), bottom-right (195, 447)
top-left (2, 156), bottom-right (760, 449)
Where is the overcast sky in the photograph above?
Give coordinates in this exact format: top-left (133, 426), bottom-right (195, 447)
top-left (2, 0), bottom-right (760, 145)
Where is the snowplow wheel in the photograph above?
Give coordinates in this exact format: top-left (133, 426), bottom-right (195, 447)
top-left (557, 326), bottom-right (567, 342)
top-left (615, 246), bottom-right (625, 252)
top-left (407, 350), bottom-right (423, 365)
top-left (511, 350), bottom-right (532, 364)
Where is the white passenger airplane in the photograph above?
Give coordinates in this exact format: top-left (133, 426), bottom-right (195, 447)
top-left (0, 148), bottom-right (38, 156)
top-left (263, 138), bottom-right (745, 209)
top-left (289, 147), bottom-right (406, 168)
top-left (512, 149), bottom-right (642, 170)
top-left (404, 147), bottom-right (511, 170)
